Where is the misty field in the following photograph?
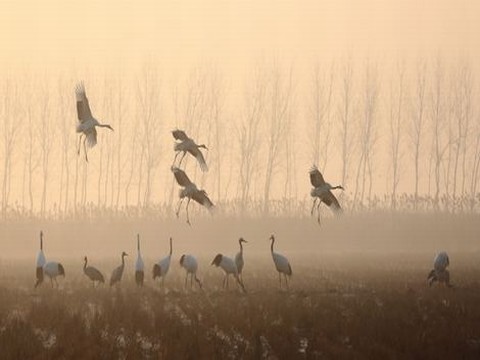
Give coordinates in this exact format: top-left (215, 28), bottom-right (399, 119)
top-left (0, 213), bottom-right (480, 359)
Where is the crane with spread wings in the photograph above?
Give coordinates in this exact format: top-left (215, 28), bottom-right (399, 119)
top-left (309, 166), bottom-right (344, 224)
top-left (171, 129), bottom-right (208, 171)
top-left (172, 166), bottom-right (214, 225)
top-left (75, 82), bottom-right (113, 162)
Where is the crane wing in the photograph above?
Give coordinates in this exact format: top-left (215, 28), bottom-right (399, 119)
top-left (171, 167), bottom-right (192, 187)
top-left (309, 166), bottom-right (326, 187)
top-left (75, 82), bottom-right (93, 123)
top-left (172, 129), bottom-right (189, 141)
top-left (192, 190), bottom-right (214, 209)
top-left (322, 191), bottom-right (342, 213)
top-left (86, 128), bottom-right (97, 148)
top-left (188, 147), bottom-right (208, 172)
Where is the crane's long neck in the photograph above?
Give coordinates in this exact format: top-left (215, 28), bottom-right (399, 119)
top-left (270, 238), bottom-right (275, 253)
top-left (84, 258), bottom-right (87, 270)
top-left (332, 185), bottom-right (343, 190)
top-left (40, 232), bottom-right (43, 250)
top-left (239, 240), bottom-right (243, 253)
top-left (121, 254), bottom-right (125, 267)
top-left (137, 235), bottom-right (140, 254)
top-left (169, 238), bottom-right (172, 256)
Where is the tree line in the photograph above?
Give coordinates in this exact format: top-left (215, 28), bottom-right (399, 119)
top-left (0, 56), bottom-right (479, 219)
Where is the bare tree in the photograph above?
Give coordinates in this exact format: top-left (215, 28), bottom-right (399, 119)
top-left (207, 66), bottom-right (227, 200)
top-left (1, 80), bottom-right (21, 216)
top-left (430, 57), bottom-right (447, 210)
top-left (451, 61), bottom-right (473, 202)
top-left (56, 76), bottom-right (73, 214)
top-left (136, 62), bottom-right (162, 208)
top-left (38, 81), bottom-right (53, 217)
top-left (408, 60), bottom-right (427, 210)
top-left (338, 57), bottom-right (354, 189)
top-left (353, 61), bottom-right (379, 208)
top-left (262, 62), bottom-right (294, 215)
top-left (237, 65), bottom-right (267, 214)
top-left (309, 62), bottom-right (334, 169)
top-left (389, 61), bottom-right (405, 209)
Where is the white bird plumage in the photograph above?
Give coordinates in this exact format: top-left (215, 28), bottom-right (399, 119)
top-left (34, 231), bottom-right (65, 288)
top-left (153, 237), bottom-right (173, 287)
top-left (135, 234), bottom-right (144, 287)
top-left (211, 253), bottom-right (246, 292)
top-left (309, 166), bottom-right (344, 224)
top-left (35, 231), bottom-right (46, 288)
top-left (269, 235), bottom-right (292, 290)
top-left (172, 129), bottom-right (209, 171)
top-left (75, 82), bottom-right (114, 162)
top-left (428, 251), bottom-right (452, 287)
top-left (110, 251), bottom-right (128, 287)
top-left (179, 254), bottom-right (202, 289)
top-left (43, 261), bottom-right (66, 288)
top-left (172, 166), bottom-right (214, 225)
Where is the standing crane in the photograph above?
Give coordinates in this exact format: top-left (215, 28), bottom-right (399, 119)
top-left (83, 256), bottom-right (105, 287)
top-left (179, 254), bottom-right (202, 290)
top-left (43, 261), bottom-right (66, 288)
top-left (234, 238), bottom-right (248, 282)
top-left (172, 167), bottom-right (214, 225)
top-left (153, 237), bottom-right (173, 287)
top-left (309, 166), bottom-right (344, 224)
top-left (34, 231), bottom-right (65, 288)
top-left (427, 251), bottom-right (453, 287)
top-left (35, 231), bottom-right (46, 288)
top-left (75, 82), bottom-right (114, 162)
top-left (269, 235), bottom-right (292, 290)
top-left (211, 254), bottom-right (246, 292)
top-left (172, 129), bottom-right (209, 171)
top-left (135, 234), bottom-right (144, 287)
top-left (110, 252), bottom-right (128, 287)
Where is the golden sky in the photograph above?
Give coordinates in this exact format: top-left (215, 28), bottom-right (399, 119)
top-left (1, 0), bottom-right (479, 71)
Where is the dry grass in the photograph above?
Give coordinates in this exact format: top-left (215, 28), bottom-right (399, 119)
top-left (0, 214), bottom-right (480, 359)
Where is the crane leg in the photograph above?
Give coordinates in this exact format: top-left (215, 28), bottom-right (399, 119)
top-left (77, 134), bottom-right (83, 155)
top-left (316, 201), bottom-right (322, 225)
top-left (222, 274), bottom-right (226, 289)
top-left (172, 151), bottom-right (180, 167)
top-left (175, 199), bottom-right (184, 218)
top-left (185, 198), bottom-right (192, 226)
top-left (190, 273), bottom-right (193, 289)
top-left (83, 136), bottom-right (89, 162)
top-left (162, 277), bottom-right (165, 289)
top-left (178, 152), bottom-right (187, 167)
top-left (236, 275), bottom-right (246, 293)
top-left (184, 273), bottom-right (188, 289)
top-left (226, 274), bottom-right (230, 290)
top-left (195, 276), bottom-right (202, 289)
top-left (285, 274), bottom-right (289, 291)
top-left (311, 198), bottom-right (318, 216)
top-left (278, 272), bottom-right (282, 289)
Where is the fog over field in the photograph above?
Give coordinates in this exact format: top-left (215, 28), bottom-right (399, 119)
top-left (1, 1), bottom-right (480, 359)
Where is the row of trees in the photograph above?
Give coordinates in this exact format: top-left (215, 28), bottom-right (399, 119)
top-left (0, 57), bottom-right (479, 219)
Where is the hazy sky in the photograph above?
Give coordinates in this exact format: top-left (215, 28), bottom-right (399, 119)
top-left (1, 0), bottom-right (479, 71)
top-left (1, 0), bottom-right (479, 208)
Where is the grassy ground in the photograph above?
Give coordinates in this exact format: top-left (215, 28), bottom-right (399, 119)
top-left (0, 255), bottom-right (480, 359)
top-left (0, 214), bottom-right (479, 359)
